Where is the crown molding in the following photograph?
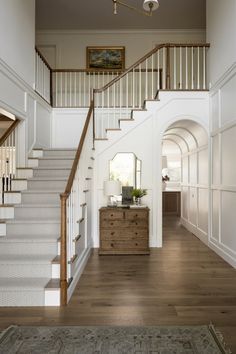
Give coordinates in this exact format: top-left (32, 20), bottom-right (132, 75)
top-left (36, 28), bottom-right (206, 36)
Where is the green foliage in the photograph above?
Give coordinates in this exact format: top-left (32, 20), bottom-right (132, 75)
top-left (131, 188), bottom-right (147, 198)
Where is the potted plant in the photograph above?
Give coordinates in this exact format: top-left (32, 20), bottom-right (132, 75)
top-left (132, 188), bottom-right (147, 205)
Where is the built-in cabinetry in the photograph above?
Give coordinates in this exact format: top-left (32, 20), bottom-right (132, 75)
top-left (99, 207), bottom-right (150, 255)
top-left (162, 191), bottom-right (181, 216)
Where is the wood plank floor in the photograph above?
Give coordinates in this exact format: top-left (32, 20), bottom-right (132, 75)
top-left (0, 216), bottom-right (236, 352)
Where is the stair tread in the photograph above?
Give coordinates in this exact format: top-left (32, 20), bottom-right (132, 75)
top-left (22, 190), bottom-right (61, 194)
top-left (14, 204), bottom-right (60, 208)
top-left (28, 177), bottom-right (67, 181)
top-left (6, 219), bottom-right (60, 224)
top-left (38, 157), bottom-right (74, 160)
top-left (0, 277), bottom-right (50, 290)
top-left (0, 234), bottom-right (59, 242)
top-left (33, 167), bottom-right (71, 170)
top-left (0, 254), bottom-right (55, 263)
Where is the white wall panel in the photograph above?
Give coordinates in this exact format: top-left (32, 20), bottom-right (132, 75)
top-left (221, 191), bottom-right (236, 253)
top-left (182, 187), bottom-right (189, 220)
top-left (189, 153), bottom-right (197, 184)
top-left (221, 75), bottom-right (236, 126)
top-left (35, 102), bottom-right (52, 148)
top-left (52, 109), bottom-right (87, 148)
top-left (211, 92), bottom-right (219, 131)
top-left (27, 95), bottom-right (35, 152)
top-left (198, 148), bottom-right (208, 185)
top-left (212, 136), bottom-right (220, 185)
top-left (0, 71), bottom-right (25, 116)
top-left (198, 188), bottom-right (208, 233)
top-left (222, 125), bottom-right (236, 186)
top-left (212, 190), bottom-right (219, 241)
top-left (182, 156), bottom-right (189, 184)
top-left (189, 187), bottom-right (197, 226)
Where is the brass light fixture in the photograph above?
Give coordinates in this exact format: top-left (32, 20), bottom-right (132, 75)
top-left (113, 0), bottom-right (159, 17)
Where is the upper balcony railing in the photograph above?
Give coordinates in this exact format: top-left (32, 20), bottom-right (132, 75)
top-left (35, 43), bottom-right (210, 111)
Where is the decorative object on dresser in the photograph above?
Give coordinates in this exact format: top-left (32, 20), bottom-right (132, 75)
top-left (131, 188), bottom-right (147, 205)
top-left (99, 207), bottom-right (150, 255)
top-left (103, 180), bottom-right (122, 207)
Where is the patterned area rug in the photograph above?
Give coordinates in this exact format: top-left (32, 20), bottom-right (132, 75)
top-left (0, 325), bottom-right (231, 354)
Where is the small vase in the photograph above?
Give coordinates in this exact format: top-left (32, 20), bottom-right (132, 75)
top-left (135, 197), bottom-right (141, 205)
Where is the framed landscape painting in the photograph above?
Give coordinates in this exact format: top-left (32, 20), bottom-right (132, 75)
top-left (86, 46), bottom-right (125, 71)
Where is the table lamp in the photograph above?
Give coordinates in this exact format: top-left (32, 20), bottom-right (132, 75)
top-left (104, 180), bottom-right (122, 207)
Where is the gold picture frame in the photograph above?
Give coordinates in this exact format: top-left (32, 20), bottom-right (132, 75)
top-left (86, 46), bottom-right (125, 71)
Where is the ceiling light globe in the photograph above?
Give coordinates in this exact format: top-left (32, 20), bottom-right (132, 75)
top-left (143, 0), bottom-right (159, 12)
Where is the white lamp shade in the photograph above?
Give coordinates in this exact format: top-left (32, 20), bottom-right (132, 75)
top-left (143, 0), bottom-right (159, 12)
top-left (104, 180), bottom-right (122, 196)
top-left (162, 156), bottom-right (168, 169)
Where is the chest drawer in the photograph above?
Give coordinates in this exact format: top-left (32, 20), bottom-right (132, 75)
top-left (125, 210), bottom-right (147, 220)
top-left (101, 228), bottom-right (148, 240)
top-left (101, 239), bottom-right (148, 250)
top-left (100, 210), bottom-right (124, 221)
top-left (100, 219), bottom-right (147, 228)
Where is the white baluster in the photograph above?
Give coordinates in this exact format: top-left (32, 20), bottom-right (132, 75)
top-left (197, 47), bottom-right (200, 90)
top-left (185, 47), bottom-right (188, 90)
top-left (180, 47), bottom-right (182, 89)
top-left (174, 47), bottom-right (177, 90)
top-left (203, 46), bottom-right (206, 89)
top-left (191, 47), bottom-right (194, 89)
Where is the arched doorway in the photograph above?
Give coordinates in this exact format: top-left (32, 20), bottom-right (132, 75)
top-left (161, 119), bottom-right (209, 245)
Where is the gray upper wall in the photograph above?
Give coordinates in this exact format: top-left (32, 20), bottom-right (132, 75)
top-left (36, 0), bottom-right (206, 31)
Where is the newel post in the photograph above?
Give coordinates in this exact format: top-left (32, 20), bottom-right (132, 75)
top-left (60, 193), bottom-right (68, 306)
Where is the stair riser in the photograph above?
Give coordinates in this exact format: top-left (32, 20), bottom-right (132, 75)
top-left (28, 180), bottom-right (66, 190)
top-left (30, 150), bottom-right (43, 158)
top-left (17, 169), bottom-right (33, 179)
top-left (0, 207), bottom-right (14, 219)
top-left (6, 223), bottom-right (60, 236)
top-left (43, 150), bottom-right (76, 158)
top-left (0, 291), bottom-right (45, 307)
top-left (21, 193), bottom-right (60, 205)
top-left (0, 264), bottom-right (52, 278)
top-left (33, 169), bottom-right (70, 178)
top-left (11, 180), bottom-right (27, 191)
top-left (38, 159), bottom-right (73, 168)
top-left (0, 242), bottom-right (58, 255)
top-left (28, 159), bottom-right (39, 168)
top-left (4, 193), bottom-right (21, 204)
top-left (14, 207), bottom-right (60, 219)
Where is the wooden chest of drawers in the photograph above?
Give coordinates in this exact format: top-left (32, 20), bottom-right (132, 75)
top-left (99, 207), bottom-right (150, 255)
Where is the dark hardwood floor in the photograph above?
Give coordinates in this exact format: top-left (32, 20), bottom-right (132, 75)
top-left (0, 216), bottom-right (236, 352)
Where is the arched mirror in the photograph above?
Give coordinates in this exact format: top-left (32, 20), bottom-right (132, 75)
top-left (109, 152), bottom-right (141, 188)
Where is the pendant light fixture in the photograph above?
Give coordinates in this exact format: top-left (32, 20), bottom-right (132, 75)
top-left (113, 0), bottom-right (159, 17)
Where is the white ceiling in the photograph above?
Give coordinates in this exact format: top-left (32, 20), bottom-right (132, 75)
top-left (36, 0), bottom-right (206, 31)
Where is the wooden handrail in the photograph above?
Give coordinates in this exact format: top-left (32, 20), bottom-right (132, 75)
top-left (60, 101), bottom-right (94, 305)
top-left (0, 119), bottom-right (20, 147)
top-left (93, 43), bottom-right (210, 94)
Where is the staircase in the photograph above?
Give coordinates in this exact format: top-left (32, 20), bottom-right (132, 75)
top-left (0, 148), bottom-right (78, 306)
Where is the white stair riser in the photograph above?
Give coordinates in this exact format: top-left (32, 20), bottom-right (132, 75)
top-left (0, 290), bottom-right (45, 307)
top-left (6, 222), bottom-right (60, 236)
top-left (43, 150), bottom-right (76, 158)
top-left (17, 169), bottom-right (33, 179)
top-left (0, 207), bottom-right (14, 219)
top-left (28, 159), bottom-right (39, 168)
top-left (0, 242), bottom-right (58, 255)
top-left (45, 289), bottom-right (60, 306)
top-left (0, 223), bottom-right (6, 236)
top-left (33, 169), bottom-right (70, 178)
top-left (28, 180), bottom-right (66, 190)
top-left (0, 264), bottom-right (52, 278)
top-left (11, 180), bottom-right (27, 191)
top-left (30, 150), bottom-right (43, 158)
top-left (38, 159), bottom-right (73, 168)
top-left (52, 264), bottom-right (60, 278)
top-left (21, 193), bottom-right (60, 205)
top-left (14, 206), bottom-right (60, 219)
top-left (4, 193), bottom-right (21, 204)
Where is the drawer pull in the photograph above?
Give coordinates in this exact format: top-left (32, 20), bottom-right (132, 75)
top-left (111, 243), bottom-right (114, 247)
top-left (111, 232), bottom-right (114, 235)
top-left (110, 214), bottom-right (113, 217)
top-left (135, 232), bottom-right (138, 235)
top-left (110, 222), bottom-right (114, 226)
top-left (135, 243), bottom-right (138, 246)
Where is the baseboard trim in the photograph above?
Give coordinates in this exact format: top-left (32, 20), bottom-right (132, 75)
top-left (209, 238), bottom-right (236, 269)
top-left (180, 218), bottom-right (208, 246)
top-left (67, 247), bottom-right (92, 303)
